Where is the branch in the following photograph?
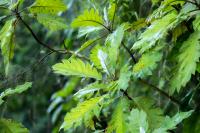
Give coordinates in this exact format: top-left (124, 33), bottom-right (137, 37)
top-left (121, 42), bottom-right (181, 105)
top-left (15, 13), bottom-right (90, 61)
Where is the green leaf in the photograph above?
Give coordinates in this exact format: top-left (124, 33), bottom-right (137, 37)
top-left (170, 31), bottom-right (200, 93)
top-left (0, 82), bottom-right (32, 105)
top-left (133, 51), bottom-right (162, 78)
top-left (0, 19), bottom-right (15, 69)
top-left (74, 82), bottom-right (106, 98)
top-left (106, 98), bottom-right (128, 133)
top-left (193, 15), bottom-right (200, 31)
top-left (0, 119), bottom-right (29, 133)
top-left (77, 27), bottom-right (103, 38)
top-left (153, 110), bottom-right (193, 133)
top-left (108, 3), bottom-right (116, 21)
top-left (134, 97), bottom-right (164, 130)
top-left (71, 8), bottom-right (104, 28)
top-left (132, 12), bottom-right (177, 53)
top-left (61, 96), bottom-right (104, 130)
top-left (105, 24), bottom-right (125, 74)
top-left (132, 18), bottom-right (148, 31)
top-left (52, 58), bottom-right (102, 80)
top-left (118, 64), bottom-right (131, 90)
top-left (128, 109), bottom-right (148, 133)
top-left (52, 77), bottom-right (80, 99)
top-left (36, 14), bottom-right (67, 31)
top-left (76, 39), bottom-right (96, 54)
top-left (29, 0), bottom-right (67, 14)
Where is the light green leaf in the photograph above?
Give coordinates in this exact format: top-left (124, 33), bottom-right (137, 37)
top-left (193, 15), bottom-right (200, 31)
top-left (118, 64), bottom-right (131, 90)
top-left (128, 109), bottom-right (148, 133)
top-left (52, 58), bottom-right (102, 80)
top-left (0, 82), bottom-right (32, 105)
top-left (108, 3), bottom-right (116, 21)
top-left (74, 82), bottom-right (106, 98)
top-left (133, 51), bottom-right (162, 78)
top-left (76, 39), bottom-right (96, 54)
top-left (106, 24), bottom-right (125, 74)
top-left (0, 119), bottom-right (29, 133)
top-left (132, 12), bottom-right (177, 53)
top-left (36, 14), bottom-right (67, 31)
top-left (134, 97), bottom-right (164, 130)
top-left (77, 27), bottom-right (103, 38)
top-left (52, 77), bottom-right (80, 99)
top-left (0, 19), bottom-right (15, 69)
top-left (71, 8), bottom-right (104, 28)
top-left (61, 96), bottom-right (104, 130)
top-left (29, 0), bottom-right (67, 14)
top-left (106, 98), bottom-right (128, 133)
top-left (170, 31), bottom-right (200, 93)
top-left (153, 110), bottom-right (193, 133)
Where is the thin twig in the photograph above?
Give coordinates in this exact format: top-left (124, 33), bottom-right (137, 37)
top-left (121, 42), bottom-right (181, 105)
top-left (15, 13), bottom-right (90, 61)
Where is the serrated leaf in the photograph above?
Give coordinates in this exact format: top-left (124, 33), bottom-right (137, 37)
top-left (106, 98), bottom-right (128, 133)
top-left (0, 19), bottom-right (15, 70)
top-left (153, 110), bottom-right (193, 133)
top-left (132, 18), bottom-right (148, 31)
top-left (0, 82), bottom-right (32, 105)
top-left (77, 27), bottom-right (103, 38)
top-left (133, 51), bottom-right (162, 78)
top-left (170, 31), bottom-right (200, 93)
top-left (108, 3), bottom-right (116, 21)
top-left (0, 119), bottom-right (29, 133)
top-left (106, 24), bottom-right (125, 74)
top-left (61, 96), bottom-right (104, 130)
top-left (52, 77), bottom-right (80, 99)
top-left (193, 15), bottom-right (200, 31)
top-left (74, 82), bottom-right (106, 98)
top-left (132, 12), bottom-right (177, 53)
top-left (134, 97), bottom-right (164, 130)
top-left (36, 14), bottom-right (67, 31)
top-left (118, 64), bottom-right (131, 90)
top-left (52, 58), bottom-right (102, 80)
top-left (128, 109), bottom-right (148, 133)
top-left (71, 9), bottom-right (104, 28)
top-left (29, 0), bottom-right (67, 14)
top-left (76, 39), bottom-right (96, 54)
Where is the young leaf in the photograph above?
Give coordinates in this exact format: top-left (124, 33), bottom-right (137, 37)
top-left (193, 15), bottom-right (200, 31)
top-left (118, 64), bottom-right (131, 90)
top-left (29, 0), bottom-right (67, 14)
top-left (106, 98), bottom-right (128, 133)
top-left (133, 51), bottom-right (162, 78)
top-left (0, 19), bottom-right (15, 68)
top-left (71, 9), bottom-right (104, 28)
top-left (108, 3), bottom-right (116, 21)
top-left (60, 96), bottom-right (104, 130)
top-left (134, 97), bottom-right (164, 130)
top-left (132, 12), bottom-right (177, 53)
top-left (170, 31), bottom-right (200, 93)
top-left (36, 14), bottom-right (67, 31)
top-left (105, 24), bottom-right (125, 74)
top-left (128, 109), bottom-right (149, 133)
top-left (0, 82), bottom-right (32, 105)
top-left (74, 82), bottom-right (106, 98)
top-left (153, 110), bottom-right (193, 133)
top-left (0, 119), bottom-right (29, 133)
top-left (52, 58), bottom-right (102, 80)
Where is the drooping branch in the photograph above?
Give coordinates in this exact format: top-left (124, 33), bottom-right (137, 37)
top-left (15, 13), bottom-right (91, 61)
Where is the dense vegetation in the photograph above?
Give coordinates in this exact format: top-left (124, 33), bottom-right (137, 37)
top-left (1, 0), bottom-right (200, 132)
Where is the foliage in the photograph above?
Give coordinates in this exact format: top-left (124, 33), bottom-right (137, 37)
top-left (0, 118), bottom-right (29, 133)
top-left (1, 0), bottom-right (200, 132)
